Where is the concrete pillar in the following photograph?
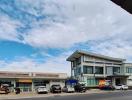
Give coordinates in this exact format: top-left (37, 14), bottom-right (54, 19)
top-left (103, 64), bottom-right (106, 77)
top-left (11, 80), bottom-right (16, 92)
top-left (71, 62), bottom-right (73, 77)
top-left (31, 80), bottom-right (34, 92)
top-left (13, 80), bottom-right (16, 87)
top-left (112, 78), bottom-right (116, 86)
top-left (80, 56), bottom-right (84, 82)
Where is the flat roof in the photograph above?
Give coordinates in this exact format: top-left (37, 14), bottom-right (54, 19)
top-left (67, 50), bottom-right (125, 62)
top-left (0, 71), bottom-right (67, 79)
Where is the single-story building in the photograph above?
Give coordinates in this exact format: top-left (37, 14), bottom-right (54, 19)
top-left (0, 71), bottom-right (67, 92)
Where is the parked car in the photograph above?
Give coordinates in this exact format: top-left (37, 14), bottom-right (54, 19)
top-left (36, 86), bottom-right (48, 94)
top-left (74, 84), bottom-right (86, 92)
top-left (50, 85), bottom-right (61, 93)
top-left (99, 85), bottom-right (115, 90)
top-left (0, 84), bottom-right (10, 94)
top-left (114, 84), bottom-right (128, 90)
top-left (62, 86), bottom-right (75, 93)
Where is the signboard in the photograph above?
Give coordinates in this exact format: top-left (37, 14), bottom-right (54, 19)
top-left (35, 74), bottom-right (59, 78)
top-left (99, 80), bottom-right (111, 86)
top-left (18, 79), bottom-right (32, 83)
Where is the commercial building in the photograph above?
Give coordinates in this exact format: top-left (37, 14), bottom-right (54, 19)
top-left (67, 50), bottom-right (132, 87)
top-left (0, 71), bottom-right (67, 92)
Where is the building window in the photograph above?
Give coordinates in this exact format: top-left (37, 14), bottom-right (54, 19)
top-left (76, 57), bottom-right (81, 65)
top-left (73, 61), bottom-right (76, 67)
top-left (74, 67), bottom-right (81, 75)
top-left (83, 66), bottom-right (93, 74)
top-left (77, 67), bottom-right (81, 74)
top-left (126, 67), bottom-right (132, 73)
top-left (113, 67), bottom-right (120, 74)
top-left (95, 67), bottom-right (104, 74)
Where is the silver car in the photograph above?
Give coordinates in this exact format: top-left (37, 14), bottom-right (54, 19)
top-left (36, 86), bottom-right (48, 94)
top-left (62, 86), bottom-right (75, 93)
top-left (115, 84), bottom-right (128, 90)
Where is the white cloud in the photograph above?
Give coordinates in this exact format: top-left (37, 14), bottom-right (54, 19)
top-left (1, 0), bottom-right (132, 74)
top-left (89, 39), bottom-right (132, 62)
top-left (0, 52), bottom-right (71, 75)
top-left (22, 0), bottom-right (132, 48)
top-left (0, 15), bottom-right (22, 42)
top-left (1, 0), bottom-right (132, 49)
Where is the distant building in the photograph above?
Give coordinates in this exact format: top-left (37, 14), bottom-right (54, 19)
top-left (67, 50), bottom-right (132, 87)
top-left (0, 71), bottom-right (67, 92)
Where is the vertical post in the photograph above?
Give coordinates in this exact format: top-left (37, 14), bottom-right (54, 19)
top-left (12, 80), bottom-right (16, 92)
top-left (93, 60), bottom-right (96, 86)
top-left (81, 56), bottom-right (84, 82)
top-left (71, 62), bottom-right (73, 77)
top-left (31, 80), bottom-right (34, 92)
top-left (103, 63), bottom-right (106, 78)
top-left (81, 56), bottom-right (84, 72)
top-left (93, 72), bottom-right (96, 86)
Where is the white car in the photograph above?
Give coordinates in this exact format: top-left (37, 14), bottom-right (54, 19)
top-left (37, 86), bottom-right (48, 94)
top-left (115, 84), bottom-right (128, 90)
top-left (62, 86), bottom-right (75, 93)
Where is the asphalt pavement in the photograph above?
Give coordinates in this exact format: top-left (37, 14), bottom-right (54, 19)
top-left (3, 90), bottom-right (132, 100)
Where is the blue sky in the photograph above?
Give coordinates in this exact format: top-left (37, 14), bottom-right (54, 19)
top-left (0, 0), bottom-right (132, 75)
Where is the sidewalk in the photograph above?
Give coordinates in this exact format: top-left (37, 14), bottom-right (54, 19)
top-left (0, 89), bottom-right (118, 100)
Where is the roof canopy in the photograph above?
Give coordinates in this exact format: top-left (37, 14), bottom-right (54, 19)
top-left (111, 0), bottom-right (132, 14)
top-left (67, 50), bottom-right (125, 62)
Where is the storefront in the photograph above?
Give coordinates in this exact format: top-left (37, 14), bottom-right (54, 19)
top-left (16, 79), bottom-right (32, 92)
top-left (107, 75), bottom-right (128, 86)
top-left (0, 71), bottom-right (67, 92)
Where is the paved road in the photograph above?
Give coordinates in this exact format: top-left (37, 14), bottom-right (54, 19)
top-left (5, 91), bottom-right (132, 100)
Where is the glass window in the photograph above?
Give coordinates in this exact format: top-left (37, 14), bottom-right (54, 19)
top-left (87, 78), bottom-right (99, 86)
top-left (95, 67), bottom-right (104, 74)
top-left (73, 61), bottom-right (76, 67)
top-left (113, 67), bottom-right (120, 74)
top-left (74, 67), bottom-right (81, 75)
top-left (77, 67), bottom-right (81, 74)
top-left (76, 57), bottom-right (81, 65)
top-left (83, 66), bottom-right (93, 74)
top-left (126, 67), bottom-right (132, 73)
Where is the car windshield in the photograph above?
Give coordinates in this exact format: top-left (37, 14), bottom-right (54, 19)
top-left (38, 86), bottom-right (46, 88)
top-left (52, 85), bottom-right (60, 87)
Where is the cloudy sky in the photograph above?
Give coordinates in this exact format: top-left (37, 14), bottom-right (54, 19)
top-left (0, 0), bottom-right (132, 75)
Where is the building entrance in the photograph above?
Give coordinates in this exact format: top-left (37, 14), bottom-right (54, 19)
top-left (16, 82), bottom-right (32, 92)
top-left (16, 79), bottom-right (32, 92)
top-left (115, 78), bottom-right (121, 85)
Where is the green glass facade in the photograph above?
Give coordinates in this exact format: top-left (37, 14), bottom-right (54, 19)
top-left (87, 78), bottom-right (99, 86)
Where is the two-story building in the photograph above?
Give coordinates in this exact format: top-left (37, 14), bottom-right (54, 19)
top-left (67, 50), bottom-right (132, 87)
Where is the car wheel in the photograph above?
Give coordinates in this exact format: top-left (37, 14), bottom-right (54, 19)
top-left (120, 88), bottom-right (123, 90)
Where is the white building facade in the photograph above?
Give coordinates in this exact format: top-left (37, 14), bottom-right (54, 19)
top-left (67, 50), bottom-right (132, 87)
